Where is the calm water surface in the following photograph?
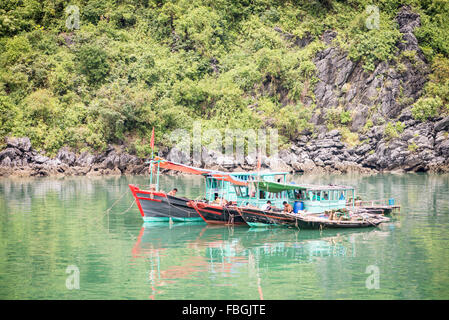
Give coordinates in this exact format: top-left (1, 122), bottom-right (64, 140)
top-left (1, 173), bottom-right (449, 299)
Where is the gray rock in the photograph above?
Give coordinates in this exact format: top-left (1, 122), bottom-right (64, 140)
top-left (76, 152), bottom-right (96, 167)
top-left (435, 116), bottom-right (449, 132)
top-left (0, 148), bottom-right (21, 161)
top-left (6, 137), bottom-right (32, 152)
top-left (57, 148), bottom-right (76, 166)
top-left (322, 30), bottom-right (337, 45)
top-left (438, 140), bottom-right (449, 157)
top-left (268, 157), bottom-right (292, 172)
top-left (435, 132), bottom-right (448, 145)
top-left (34, 155), bottom-right (50, 164)
top-left (278, 149), bottom-right (295, 165)
top-left (168, 147), bottom-right (191, 165)
top-left (0, 156), bottom-right (11, 167)
top-left (216, 155), bottom-right (234, 168)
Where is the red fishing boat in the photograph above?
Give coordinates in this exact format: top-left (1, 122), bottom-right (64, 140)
top-left (129, 157), bottom-right (248, 223)
top-left (188, 201), bottom-right (248, 226)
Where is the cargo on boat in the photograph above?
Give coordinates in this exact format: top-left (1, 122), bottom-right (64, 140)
top-left (283, 211), bottom-right (391, 229)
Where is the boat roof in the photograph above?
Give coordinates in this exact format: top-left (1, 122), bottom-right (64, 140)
top-left (222, 171), bottom-right (288, 177)
top-left (253, 181), bottom-right (354, 193)
top-left (149, 157), bottom-right (288, 179)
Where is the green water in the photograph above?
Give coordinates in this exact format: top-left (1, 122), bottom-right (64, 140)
top-left (1, 173), bottom-right (449, 299)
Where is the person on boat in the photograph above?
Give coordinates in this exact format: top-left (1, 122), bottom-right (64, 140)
top-left (244, 202), bottom-right (259, 209)
top-left (149, 184), bottom-right (156, 199)
top-left (167, 188), bottom-right (178, 196)
top-left (282, 201), bottom-right (293, 213)
top-left (213, 195), bottom-right (229, 206)
top-left (261, 200), bottom-right (272, 211)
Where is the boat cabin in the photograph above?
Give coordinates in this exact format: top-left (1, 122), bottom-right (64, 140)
top-left (147, 157), bottom-right (289, 203)
top-left (204, 171), bottom-right (288, 202)
top-left (233, 180), bottom-right (355, 213)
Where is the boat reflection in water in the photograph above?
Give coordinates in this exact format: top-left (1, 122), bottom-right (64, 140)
top-left (131, 223), bottom-right (385, 299)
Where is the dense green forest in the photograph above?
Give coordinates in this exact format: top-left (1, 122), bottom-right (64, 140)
top-left (0, 0), bottom-right (448, 157)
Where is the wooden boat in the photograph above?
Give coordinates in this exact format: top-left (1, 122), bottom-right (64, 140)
top-left (129, 157), bottom-right (251, 222)
top-left (130, 157), bottom-right (288, 223)
top-left (236, 206), bottom-right (389, 229)
top-left (229, 179), bottom-right (395, 228)
top-left (234, 206), bottom-right (296, 227)
top-left (129, 184), bottom-right (203, 222)
top-left (187, 201), bottom-right (248, 225)
top-left (283, 212), bottom-right (390, 229)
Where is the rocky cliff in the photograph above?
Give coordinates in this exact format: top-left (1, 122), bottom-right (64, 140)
top-left (1, 6), bottom-right (448, 177)
top-left (0, 137), bottom-right (147, 177)
top-left (164, 6), bottom-right (449, 175)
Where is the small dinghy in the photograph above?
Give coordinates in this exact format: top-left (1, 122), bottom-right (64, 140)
top-left (283, 209), bottom-right (390, 229)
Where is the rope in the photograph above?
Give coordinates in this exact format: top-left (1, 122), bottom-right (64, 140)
top-left (225, 206), bottom-right (234, 225)
top-left (105, 191), bottom-right (128, 215)
top-left (113, 198), bottom-right (136, 215)
top-left (165, 193), bottom-right (196, 216)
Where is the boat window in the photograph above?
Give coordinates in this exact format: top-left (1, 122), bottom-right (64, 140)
top-left (323, 191), bottom-right (329, 200)
top-left (308, 191), bottom-right (318, 201)
top-left (339, 191), bottom-right (345, 200)
top-left (307, 191), bottom-right (313, 201)
top-left (235, 186), bottom-right (242, 197)
top-left (259, 190), bottom-right (266, 199)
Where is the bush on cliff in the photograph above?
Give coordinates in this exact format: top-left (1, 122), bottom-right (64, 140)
top-left (0, 0), bottom-right (448, 157)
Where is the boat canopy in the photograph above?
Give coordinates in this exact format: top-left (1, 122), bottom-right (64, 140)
top-left (151, 157), bottom-right (248, 186)
top-left (255, 181), bottom-right (354, 193)
top-left (256, 181), bottom-right (306, 193)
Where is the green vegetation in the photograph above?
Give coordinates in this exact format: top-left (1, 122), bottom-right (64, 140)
top-left (408, 141), bottom-right (419, 152)
top-left (326, 106), bottom-right (352, 129)
top-left (411, 96), bottom-right (443, 121)
top-left (340, 127), bottom-right (360, 147)
top-left (412, 54), bottom-right (449, 121)
top-left (362, 119), bottom-right (374, 133)
top-left (0, 0), bottom-right (448, 156)
top-left (384, 121), bottom-right (405, 140)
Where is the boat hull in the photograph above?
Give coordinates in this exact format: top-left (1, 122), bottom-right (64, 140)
top-left (188, 202), bottom-right (248, 226)
top-left (237, 208), bottom-right (296, 227)
top-left (129, 184), bottom-right (203, 222)
top-left (292, 215), bottom-right (382, 229)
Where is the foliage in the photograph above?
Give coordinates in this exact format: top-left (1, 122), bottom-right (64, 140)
top-left (76, 44), bottom-right (110, 84)
top-left (326, 107), bottom-right (352, 129)
top-left (411, 96), bottom-right (443, 121)
top-left (339, 127), bottom-right (359, 148)
top-left (275, 103), bottom-right (313, 140)
top-left (384, 121), bottom-right (405, 140)
top-left (408, 141), bottom-right (419, 152)
top-left (0, 0), bottom-right (448, 157)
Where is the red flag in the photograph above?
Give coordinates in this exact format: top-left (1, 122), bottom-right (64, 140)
top-left (150, 127), bottom-right (155, 150)
top-left (257, 149), bottom-right (261, 171)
